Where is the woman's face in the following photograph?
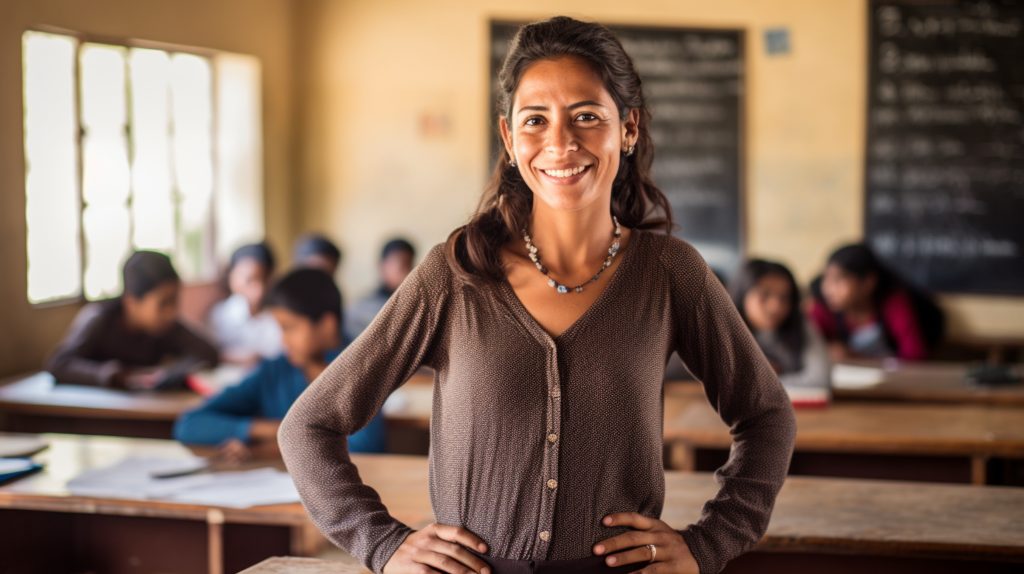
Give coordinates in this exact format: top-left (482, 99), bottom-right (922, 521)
top-left (500, 55), bottom-right (638, 213)
top-left (743, 273), bottom-right (792, 332)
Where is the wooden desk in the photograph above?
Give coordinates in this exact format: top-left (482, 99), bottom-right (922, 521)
top-left (0, 372), bottom-right (201, 439)
top-left (831, 361), bottom-right (1024, 407)
top-left (252, 459), bottom-right (1024, 574)
top-left (240, 557), bottom-right (365, 574)
top-left (665, 400), bottom-right (1024, 484)
top-left (0, 433), bottom-right (323, 574)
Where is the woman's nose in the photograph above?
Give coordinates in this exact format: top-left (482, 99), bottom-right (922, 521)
top-left (545, 119), bottom-right (578, 154)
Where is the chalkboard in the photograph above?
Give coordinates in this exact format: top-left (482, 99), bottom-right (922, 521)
top-left (489, 22), bottom-right (745, 276)
top-left (865, 0), bottom-right (1024, 294)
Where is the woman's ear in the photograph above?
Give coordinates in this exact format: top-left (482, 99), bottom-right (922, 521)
top-left (498, 116), bottom-right (515, 162)
top-left (622, 108), bottom-right (640, 146)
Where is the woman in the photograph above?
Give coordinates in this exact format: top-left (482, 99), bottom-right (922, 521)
top-left (280, 16), bottom-right (795, 574)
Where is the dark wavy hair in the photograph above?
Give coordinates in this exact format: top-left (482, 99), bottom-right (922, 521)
top-left (444, 16), bottom-right (673, 286)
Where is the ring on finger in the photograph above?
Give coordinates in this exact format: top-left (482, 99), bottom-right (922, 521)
top-left (647, 543), bottom-right (657, 561)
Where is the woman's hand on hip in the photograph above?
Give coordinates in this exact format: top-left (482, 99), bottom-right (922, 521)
top-left (593, 512), bottom-right (699, 573)
top-left (383, 522), bottom-right (492, 574)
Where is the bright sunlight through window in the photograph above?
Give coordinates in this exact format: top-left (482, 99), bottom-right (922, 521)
top-left (23, 31), bottom-right (263, 304)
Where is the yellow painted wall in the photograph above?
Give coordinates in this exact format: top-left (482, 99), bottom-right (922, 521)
top-left (294, 0), bottom-right (1023, 341)
top-left (0, 0), bottom-right (297, 376)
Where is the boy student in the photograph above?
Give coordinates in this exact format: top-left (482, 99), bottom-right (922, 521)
top-left (46, 251), bottom-right (219, 390)
top-left (174, 268), bottom-right (386, 460)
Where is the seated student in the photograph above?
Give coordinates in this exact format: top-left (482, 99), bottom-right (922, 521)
top-left (208, 242), bottom-right (283, 365)
top-left (293, 233), bottom-right (342, 277)
top-left (174, 268), bottom-right (386, 459)
top-left (810, 243), bottom-right (944, 362)
top-left (46, 251), bottom-right (219, 390)
top-left (729, 259), bottom-right (831, 397)
top-left (344, 237), bottom-right (416, 342)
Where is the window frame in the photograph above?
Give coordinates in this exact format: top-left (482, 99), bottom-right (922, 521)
top-left (23, 25), bottom-right (224, 307)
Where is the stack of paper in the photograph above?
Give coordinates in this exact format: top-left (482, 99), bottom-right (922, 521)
top-left (67, 456), bottom-right (299, 508)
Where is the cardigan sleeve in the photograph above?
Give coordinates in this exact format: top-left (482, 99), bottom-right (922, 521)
top-left (173, 361), bottom-right (270, 445)
top-left (278, 244), bottom-right (449, 574)
top-left (661, 238), bottom-right (797, 574)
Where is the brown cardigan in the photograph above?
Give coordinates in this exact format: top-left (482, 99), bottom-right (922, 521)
top-left (279, 228), bottom-right (797, 574)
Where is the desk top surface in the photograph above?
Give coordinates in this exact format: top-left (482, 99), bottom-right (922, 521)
top-left (665, 397), bottom-right (1024, 456)
top-left (830, 360), bottom-right (1024, 406)
top-left (0, 372), bottom-right (200, 420)
top-left (240, 557), bottom-right (366, 574)
top-left (2, 433), bottom-right (1022, 560)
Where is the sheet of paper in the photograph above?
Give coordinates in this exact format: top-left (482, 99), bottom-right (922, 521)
top-left (831, 364), bottom-right (886, 389)
top-left (66, 456), bottom-right (299, 508)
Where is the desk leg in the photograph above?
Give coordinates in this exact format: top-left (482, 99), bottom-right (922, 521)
top-left (291, 522), bottom-right (325, 556)
top-left (207, 509), bottom-right (225, 574)
top-left (971, 456), bottom-right (989, 485)
top-left (667, 442), bottom-right (696, 471)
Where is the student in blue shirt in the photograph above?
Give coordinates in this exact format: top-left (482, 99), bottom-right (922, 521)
top-left (175, 268), bottom-right (386, 460)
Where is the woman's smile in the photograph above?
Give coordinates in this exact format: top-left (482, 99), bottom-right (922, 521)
top-left (537, 163), bottom-right (593, 184)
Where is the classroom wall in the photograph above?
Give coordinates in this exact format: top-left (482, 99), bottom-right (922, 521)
top-left (0, 0), bottom-right (297, 377)
top-left (293, 0), bottom-right (1024, 342)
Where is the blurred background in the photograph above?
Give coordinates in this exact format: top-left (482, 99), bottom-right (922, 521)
top-left (2, 0), bottom-right (1021, 377)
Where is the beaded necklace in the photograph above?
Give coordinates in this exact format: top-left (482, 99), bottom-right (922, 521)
top-left (521, 216), bottom-right (622, 294)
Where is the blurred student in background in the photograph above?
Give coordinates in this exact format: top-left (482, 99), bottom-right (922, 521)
top-left (810, 243), bottom-right (944, 362)
top-left (730, 259), bottom-right (831, 395)
top-left (175, 268), bottom-right (386, 461)
top-left (208, 242), bottom-right (282, 366)
top-left (293, 233), bottom-right (342, 277)
top-left (344, 237), bottom-right (416, 342)
top-left (46, 251), bottom-right (219, 390)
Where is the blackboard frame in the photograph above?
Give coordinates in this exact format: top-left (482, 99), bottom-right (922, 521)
top-left (486, 19), bottom-right (748, 279)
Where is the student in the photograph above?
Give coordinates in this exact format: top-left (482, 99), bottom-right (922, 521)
top-left (729, 259), bottom-right (831, 397)
top-left (810, 243), bottom-right (944, 361)
top-left (46, 251), bottom-right (219, 390)
top-left (293, 233), bottom-right (342, 277)
top-left (344, 238), bottom-right (416, 341)
top-left (207, 242), bottom-right (282, 365)
top-left (175, 268), bottom-right (386, 460)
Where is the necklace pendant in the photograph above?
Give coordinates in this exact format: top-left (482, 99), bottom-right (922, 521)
top-left (556, 284), bottom-right (569, 294)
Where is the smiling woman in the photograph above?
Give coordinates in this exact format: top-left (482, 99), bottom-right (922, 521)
top-left (279, 15), bottom-right (796, 574)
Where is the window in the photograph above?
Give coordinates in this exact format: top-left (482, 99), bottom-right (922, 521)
top-left (22, 30), bottom-right (263, 304)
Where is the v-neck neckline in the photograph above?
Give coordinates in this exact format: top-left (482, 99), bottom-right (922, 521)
top-left (498, 228), bottom-right (644, 345)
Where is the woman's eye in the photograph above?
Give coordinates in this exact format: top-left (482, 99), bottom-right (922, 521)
top-left (576, 112), bottom-right (599, 122)
top-left (524, 117), bottom-right (544, 126)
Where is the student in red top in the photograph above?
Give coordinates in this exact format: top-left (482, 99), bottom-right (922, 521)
top-left (810, 243), bottom-right (944, 362)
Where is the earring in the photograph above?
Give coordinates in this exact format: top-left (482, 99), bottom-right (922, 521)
top-left (624, 144), bottom-right (635, 157)
top-left (509, 154), bottom-right (517, 167)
